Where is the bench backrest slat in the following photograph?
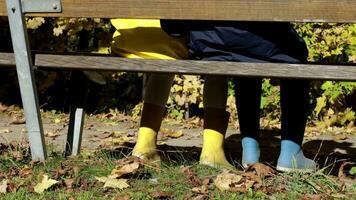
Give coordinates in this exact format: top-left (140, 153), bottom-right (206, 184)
top-left (1, 0), bottom-right (356, 23)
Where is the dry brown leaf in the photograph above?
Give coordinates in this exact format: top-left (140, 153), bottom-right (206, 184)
top-left (7, 182), bottom-right (17, 193)
top-left (111, 162), bottom-right (140, 178)
top-left (214, 171), bottom-right (243, 191)
top-left (53, 165), bottom-right (67, 179)
top-left (150, 191), bottom-right (174, 199)
top-left (19, 166), bottom-right (33, 178)
top-left (181, 166), bottom-right (202, 187)
top-left (191, 185), bottom-right (208, 195)
top-left (115, 195), bottom-right (130, 200)
top-left (0, 103), bottom-right (8, 112)
top-left (12, 151), bottom-right (24, 161)
top-left (65, 178), bottom-right (75, 189)
top-left (245, 163), bottom-right (276, 178)
top-left (45, 130), bottom-right (61, 138)
top-left (10, 117), bottom-right (25, 125)
top-left (161, 128), bottom-right (184, 138)
top-left (242, 172), bottom-right (262, 189)
top-left (202, 178), bottom-right (211, 186)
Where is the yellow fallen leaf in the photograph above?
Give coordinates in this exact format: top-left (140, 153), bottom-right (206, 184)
top-left (34, 175), bottom-right (58, 193)
top-left (95, 177), bottom-right (129, 189)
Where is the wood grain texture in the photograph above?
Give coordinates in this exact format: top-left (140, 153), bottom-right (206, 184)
top-left (35, 54), bottom-right (356, 81)
top-left (1, 0), bottom-right (356, 23)
top-left (0, 52), bottom-right (15, 66)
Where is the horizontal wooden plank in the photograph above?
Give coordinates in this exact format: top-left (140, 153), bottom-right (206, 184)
top-left (1, 0), bottom-right (356, 23)
top-left (0, 52), bottom-right (15, 66)
top-left (34, 54), bottom-right (356, 81)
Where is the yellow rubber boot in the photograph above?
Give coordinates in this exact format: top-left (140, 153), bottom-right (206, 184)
top-left (132, 127), bottom-right (160, 161)
top-left (199, 129), bottom-right (235, 170)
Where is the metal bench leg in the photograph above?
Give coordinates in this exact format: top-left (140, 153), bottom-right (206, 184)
top-left (65, 71), bottom-right (88, 156)
top-left (6, 0), bottom-right (46, 161)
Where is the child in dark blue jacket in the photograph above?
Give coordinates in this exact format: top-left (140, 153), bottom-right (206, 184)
top-left (162, 20), bottom-right (316, 172)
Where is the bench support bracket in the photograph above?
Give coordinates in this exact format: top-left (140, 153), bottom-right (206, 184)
top-left (6, 0), bottom-right (47, 161)
top-left (21, 0), bottom-right (62, 13)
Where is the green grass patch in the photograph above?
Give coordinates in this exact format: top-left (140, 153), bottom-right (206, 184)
top-left (0, 143), bottom-right (355, 200)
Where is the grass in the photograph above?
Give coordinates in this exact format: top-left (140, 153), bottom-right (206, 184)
top-left (0, 142), bottom-right (355, 200)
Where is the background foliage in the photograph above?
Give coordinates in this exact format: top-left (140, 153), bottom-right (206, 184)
top-left (0, 17), bottom-right (355, 127)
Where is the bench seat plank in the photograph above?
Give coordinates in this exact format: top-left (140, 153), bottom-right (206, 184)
top-left (1, 0), bottom-right (356, 23)
top-left (0, 52), bottom-right (15, 66)
top-left (35, 54), bottom-right (356, 81)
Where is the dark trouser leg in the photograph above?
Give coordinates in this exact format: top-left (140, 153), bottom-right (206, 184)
top-left (280, 79), bottom-right (310, 145)
top-left (234, 77), bottom-right (262, 141)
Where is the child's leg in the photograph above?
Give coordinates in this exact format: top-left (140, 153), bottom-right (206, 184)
top-left (132, 74), bottom-right (174, 160)
top-left (277, 79), bottom-right (316, 172)
top-left (200, 76), bottom-right (235, 170)
top-left (234, 77), bottom-right (262, 167)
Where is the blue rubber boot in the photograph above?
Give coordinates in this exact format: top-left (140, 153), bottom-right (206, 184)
top-left (277, 140), bottom-right (317, 172)
top-left (242, 137), bottom-right (260, 168)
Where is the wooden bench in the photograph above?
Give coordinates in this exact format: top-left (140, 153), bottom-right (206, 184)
top-left (1, 0), bottom-right (356, 161)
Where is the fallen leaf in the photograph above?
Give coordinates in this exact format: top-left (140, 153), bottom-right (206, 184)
top-left (45, 129), bottom-right (61, 138)
top-left (241, 172), bottom-right (262, 189)
top-left (65, 178), bottom-right (75, 189)
top-left (19, 166), bottom-right (33, 178)
top-left (11, 150), bottom-right (24, 161)
top-left (161, 128), bottom-right (184, 138)
top-left (7, 182), bottom-right (17, 193)
top-left (95, 177), bottom-right (129, 189)
top-left (150, 191), bottom-right (174, 199)
top-left (34, 174), bottom-right (58, 193)
top-left (181, 166), bottom-right (202, 187)
top-left (191, 185), bottom-right (208, 195)
top-left (245, 163), bottom-right (276, 178)
top-left (53, 165), bottom-right (67, 179)
top-left (115, 195), bottom-right (130, 200)
top-left (214, 171), bottom-right (243, 191)
top-left (10, 117), bottom-right (25, 124)
top-left (111, 162), bottom-right (140, 178)
top-left (0, 179), bottom-right (7, 194)
top-left (0, 103), bottom-right (8, 112)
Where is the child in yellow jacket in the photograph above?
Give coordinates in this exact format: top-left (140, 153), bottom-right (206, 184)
top-left (111, 19), bottom-right (187, 160)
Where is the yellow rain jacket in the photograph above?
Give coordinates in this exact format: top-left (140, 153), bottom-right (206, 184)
top-left (111, 19), bottom-right (188, 60)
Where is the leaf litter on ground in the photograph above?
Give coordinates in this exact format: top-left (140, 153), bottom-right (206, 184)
top-left (160, 128), bottom-right (184, 138)
top-left (96, 157), bottom-right (143, 189)
top-left (213, 163), bottom-right (276, 193)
